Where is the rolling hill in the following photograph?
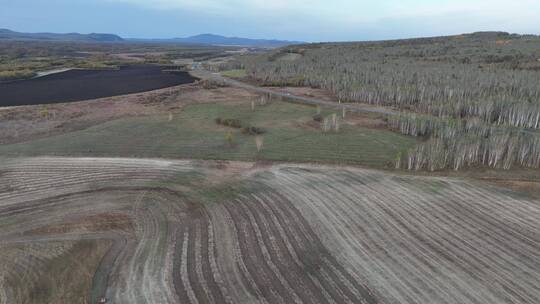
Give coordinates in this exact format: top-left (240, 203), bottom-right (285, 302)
top-left (0, 29), bottom-right (301, 47)
top-left (170, 33), bottom-right (303, 47)
top-left (0, 28), bottom-right (124, 42)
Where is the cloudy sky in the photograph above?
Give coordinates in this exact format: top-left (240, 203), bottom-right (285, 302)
top-left (1, 0), bottom-right (539, 42)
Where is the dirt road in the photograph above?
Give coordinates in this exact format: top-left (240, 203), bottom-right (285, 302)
top-left (192, 68), bottom-right (399, 116)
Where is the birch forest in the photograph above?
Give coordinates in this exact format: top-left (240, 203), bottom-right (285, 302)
top-left (237, 32), bottom-right (540, 170)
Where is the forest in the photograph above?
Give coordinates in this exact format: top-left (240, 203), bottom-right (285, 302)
top-left (235, 32), bottom-right (540, 170)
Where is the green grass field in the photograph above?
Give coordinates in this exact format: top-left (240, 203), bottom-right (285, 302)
top-left (0, 101), bottom-right (417, 168)
top-left (221, 69), bottom-right (247, 78)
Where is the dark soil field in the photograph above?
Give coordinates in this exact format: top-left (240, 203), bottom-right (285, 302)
top-left (0, 65), bottom-right (197, 107)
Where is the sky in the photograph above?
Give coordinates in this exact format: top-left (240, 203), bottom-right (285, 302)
top-left (1, 0), bottom-right (539, 42)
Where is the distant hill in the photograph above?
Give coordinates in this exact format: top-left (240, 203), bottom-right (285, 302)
top-left (172, 34), bottom-right (303, 47)
top-left (0, 29), bottom-right (124, 42)
top-left (0, 29), bottom-right (300, 46)
top-left (129, 34), bottom-right (304, 47)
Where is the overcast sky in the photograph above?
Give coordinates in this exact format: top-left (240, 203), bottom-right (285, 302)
top-left (1, 0), bottom-right (539, 42)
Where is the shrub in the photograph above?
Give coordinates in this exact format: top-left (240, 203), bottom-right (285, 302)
top-left (216, 118), bottom-right (242, 128)
top-left (0, 70), bottom-right (36, 81)
top-left (242, 126), bottom-right (266, 135)
top-left (313, 114), bottom-right (323, 122)
top-left (200, 79), bottom-right (228, 89)
top-left (223, 119), bottom-right (242, 128)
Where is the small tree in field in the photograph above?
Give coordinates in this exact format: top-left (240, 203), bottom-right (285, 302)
top-left (225, 131), bottom-right (234, 147)
top-left (395, 151), bottom-right (402, 169)
top-left (321, 114), bottom-right (341, 133)
top-left (322, 117), bottom-right (331, 132)
top-left (255, 136), bottom-right (264, 152)
top-left (260, 94), bottom-right (270, 106)
top-left (40, 107), bottom-right (49, 120)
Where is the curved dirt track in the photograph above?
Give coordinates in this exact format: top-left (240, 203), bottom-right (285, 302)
top-left (0, 157), bottom-right (539, 303)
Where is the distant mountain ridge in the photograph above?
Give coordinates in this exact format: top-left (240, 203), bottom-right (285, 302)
top-left (0, 29), bottom-right (302, 47)
top-left (0, 29), bottom-right (124, 42)
top-left (170, 34), bottom-right (303, 47)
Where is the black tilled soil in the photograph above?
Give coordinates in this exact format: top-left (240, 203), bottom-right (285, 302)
top-left (0, 65), bottom-right (197, 107)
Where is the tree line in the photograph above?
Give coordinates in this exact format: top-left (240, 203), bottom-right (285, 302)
top-left (236, 34), bottom-right (540, 170)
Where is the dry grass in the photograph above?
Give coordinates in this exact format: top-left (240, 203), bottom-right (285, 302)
top-left (0, 84), bottom-right (258, 145)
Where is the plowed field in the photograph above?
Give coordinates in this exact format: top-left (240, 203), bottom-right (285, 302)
top-left (0, 65), bottom-right (197, 107)
top-left (1, 157), bottom-right (539, 303)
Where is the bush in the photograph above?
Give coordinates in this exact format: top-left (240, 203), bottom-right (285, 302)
top-left (313, 114), bottom-right (323, 122)
top-left (0, 70), bottom-right (36, 81)
top-left (242, 126), bottom-right (266, 135)
top-left (224, 119), bottom-right (242, 128)
top-left (215, 118), bottom-right (242, 128)
top-left (200, 79), bottom-right (228, 89)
